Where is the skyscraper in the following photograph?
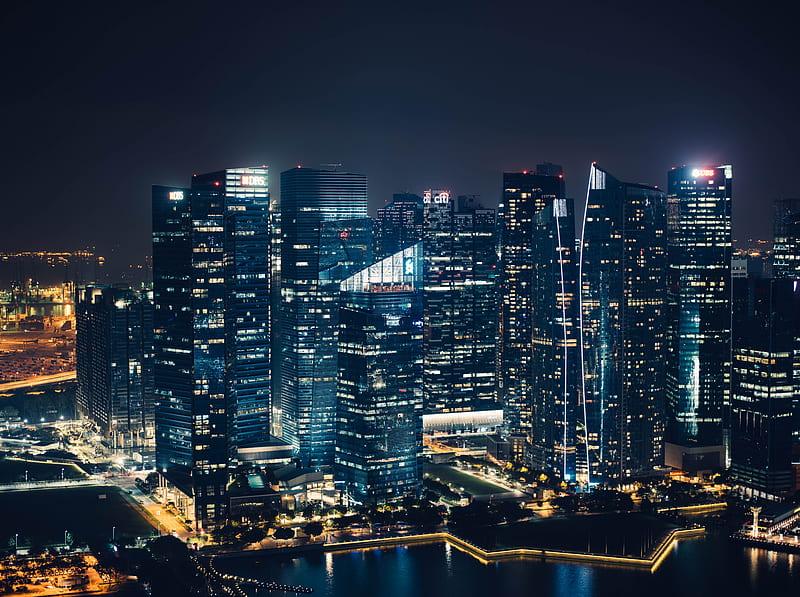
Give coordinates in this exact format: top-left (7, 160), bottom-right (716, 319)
top-left (374, 193), bottom-right (423, 260)
top-left (772, 198), bottom-right (800, 280)
top-left (152, 167), bottom-right (271, 530)
top-left (279, 167), bottom-right (371, 467)
top-left (75, 285), bottom-right (154, 453)
top-left (530, 195), bottom-right (579, 480)
top-left (499, 167), bottom-right (565, 459)
top-left (665, 164), bottom-right (732, 472)
top-left (579, 164), bottom-right (667, 484)
top-left (422, 191), bottom-right (498, 415)
top-left (335, 243), bottom-right (424, 505)
top-left (730, 277), bottom-right (800, 498)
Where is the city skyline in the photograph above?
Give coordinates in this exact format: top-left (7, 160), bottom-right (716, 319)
top-left (2, 3), bottom-right (800, 594)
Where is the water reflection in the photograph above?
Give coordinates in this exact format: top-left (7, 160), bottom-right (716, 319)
top-left (221, 535), bottom-right (800, 597)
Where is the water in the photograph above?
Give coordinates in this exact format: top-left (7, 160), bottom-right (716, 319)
top-left (216, 534), bottom-right (800, 597)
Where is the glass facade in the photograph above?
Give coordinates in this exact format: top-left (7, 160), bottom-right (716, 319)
top-left (423, 191), bottom-right (498, 415)
top-left (530, 196), bottom-right (579, 480)
top-left (152, 167), bottom-right (271, 530)
top-left (665, 165), bottom-right (732, 471)
top-left (335, 243), bottom-right (424, 505)
top-left (499, 168), bottom-right (565, 456)
top-left (772, 198), bottom-right (800, 280)
top-left (579, 165), bottom-right (667, 484)
top-left (730, 277), bottom-right (800, 497)
top-left (75, 285), bottom-right (154, 452)
top-left (374, 193), bottom-right (423, 260)
top-left (279, 167), bottom-right (371, 467)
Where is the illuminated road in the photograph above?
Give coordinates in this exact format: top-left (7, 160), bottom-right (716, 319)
top-left (110, 475), bottom-right (194, 541)
top-left (0, 370), bottom-right (76, 391)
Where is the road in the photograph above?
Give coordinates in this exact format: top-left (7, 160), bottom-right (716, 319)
top-left (0, 370), bottom-right (76, 391)
top-left (111, 475), bottom-right (194, 541)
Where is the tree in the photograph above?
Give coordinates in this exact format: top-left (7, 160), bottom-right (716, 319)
top-left (148, 535), bottom-right (189, 561)
top-left (211, 524), bottom-right (238, 545)
top-left (240, 527), bottom-right (267, 545)
top-left (304, 522), bottom-right (324, 537)
top-left (272, 527), bottom-right (295, 541)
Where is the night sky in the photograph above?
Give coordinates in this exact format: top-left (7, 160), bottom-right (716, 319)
top-left (2, 1), bottom-right (798, 267)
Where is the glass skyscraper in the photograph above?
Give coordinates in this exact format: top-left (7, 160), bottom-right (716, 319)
top-left (579, 164), bottom-right (667, 484)
top-left (152, 167), bottom-right (271, 530)
top-left (730, 277), bottom-right (800, 498)
top-left (423, 191), bottom-right (498, 415)
top-left (499, 167), bottom-right (565, 459)
top-left (279, 167), bottom-right (371, 468)
top-left (374, 193), bottom-right (423, 260)
top-left (335, 243), bottom-right (424, 505)
top-left (665, 164), bottom-right (732, 472)
top-left (772, 198), bottom-right (800, 280)
top-left (530, 196), bottom-right (579, 481)
top-left (75, 285), bottom-right (154, 453)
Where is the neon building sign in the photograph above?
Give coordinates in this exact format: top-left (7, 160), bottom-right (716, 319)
top-left (240, 175), bottom-right (266, 186)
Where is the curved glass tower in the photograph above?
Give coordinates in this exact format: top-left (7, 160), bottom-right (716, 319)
top-left (579, 164), bottom-right (667, 484)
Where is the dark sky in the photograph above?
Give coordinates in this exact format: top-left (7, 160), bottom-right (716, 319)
top-left (2, 1), bottom-right (798, 267)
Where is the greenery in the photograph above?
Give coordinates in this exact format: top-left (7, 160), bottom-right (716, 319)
top-left (272, 527), bottom-right (295, 541)
top-left (304, 521), bottom-right (324, 537)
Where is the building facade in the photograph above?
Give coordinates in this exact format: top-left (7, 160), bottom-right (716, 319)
top-left (772, 198), bottom-right (800, 280)
top-left (730, 277), bottom-right (800, 498)
top-left (579, 164), bottom-right (667, 484)
top-left (374, 193), bottom-right (423, 260)
top-left (530, 196), bottom-right (579, 480)
top-left (499, 167), bottom-right (565, 458)
top-left (75, 285), bottom-right (154, 453)
top-left (335, 243), bottom-right (424, 504)
top-left (665, 165), bottom-right (732, 472)
top-left (152, 167), bottom-right (271, 530)
top-left (279, 167), bottom-right (371, 467)
top-left (423, 191), bottom-right (498, 416)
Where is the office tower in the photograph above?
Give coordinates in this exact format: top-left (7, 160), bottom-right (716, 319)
top-left (665, 164), bottom-right (732, 472)
top-left (335, 243), bottom-right (424, 504)
top-left (279, 167), bottom-right (371, 467)
top-left (578, 164), bottom-right (667, 484)
top-left (270, 194), bottom-right (283, 438)
top-left (374, 193), bottom-right (423, 259)
top-left (530, 196), bottom-right (579, 480)
top-left (75, 285), bottom-right (154, 452)
top-left (422, 191), bottom-right (498, 415)
top-left (499, 166), bottom-right (565, 458)
top-left (773, 198), bottom-right (800, 280)
top-left (152, 167), bottom-right (271, 530)
top-left (730, 277), bottom-right (800, 498)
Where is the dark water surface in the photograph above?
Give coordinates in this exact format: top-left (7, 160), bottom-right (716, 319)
top-left (216, 534), bottom-right (800, 597)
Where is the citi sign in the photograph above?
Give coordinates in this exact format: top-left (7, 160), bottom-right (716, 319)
top-left (423, 189), bottom-right (450, 204)
top-left (691, 168), bottom-right (715, 178)
top-left (240, 175), bottom-right (266, 187)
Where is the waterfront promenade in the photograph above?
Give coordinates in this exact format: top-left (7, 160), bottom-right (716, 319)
top-left (211, 525), bottom-right (705, 573)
